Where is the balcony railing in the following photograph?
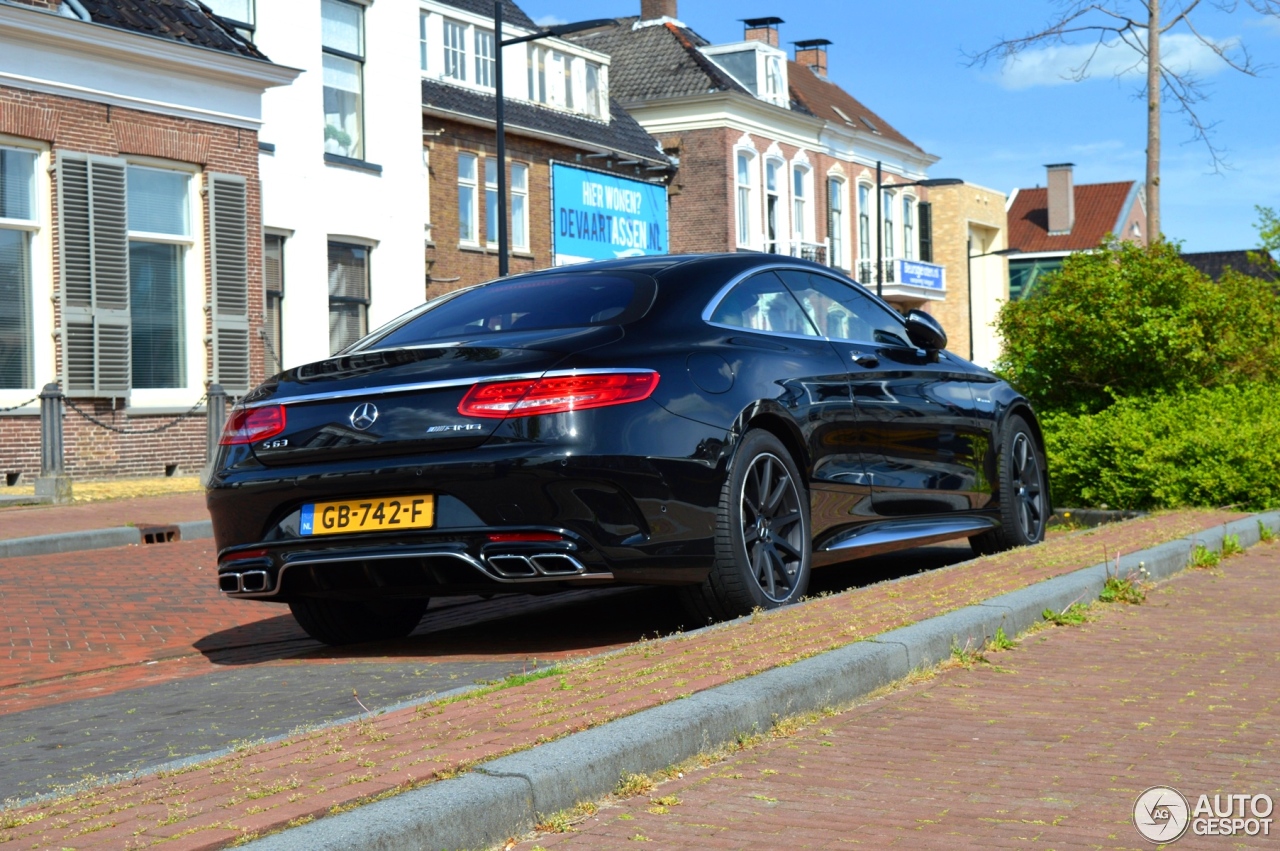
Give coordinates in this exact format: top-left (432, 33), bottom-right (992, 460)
top-left (856, 259), bottom-right (897, 284)
top-left (762, 238), bottom-right (829, 267)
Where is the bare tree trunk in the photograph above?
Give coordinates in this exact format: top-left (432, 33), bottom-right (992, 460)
top-left (1146, 0), bottom-right (1161, 242)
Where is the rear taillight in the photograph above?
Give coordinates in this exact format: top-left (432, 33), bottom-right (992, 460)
top-left (220, 405), bottom-right (287, 445)
top-left (486, 532), bottom-right (564, 543)
top-left (458, 371), bottom-right (659, 418)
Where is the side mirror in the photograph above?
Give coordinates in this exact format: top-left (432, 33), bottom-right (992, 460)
top-left (905, 309), bottom-right (947, 352)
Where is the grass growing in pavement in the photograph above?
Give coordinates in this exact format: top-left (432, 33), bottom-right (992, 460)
top-left (2, 475), bottom-right (202, 503)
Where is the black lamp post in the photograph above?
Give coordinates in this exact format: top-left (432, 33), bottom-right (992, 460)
top-left (494, 4), bottom-right (613, 276)
top-left (873, 161), bottom-right (962, 298)
top-left (966, 243), bottom-right (1021, 361)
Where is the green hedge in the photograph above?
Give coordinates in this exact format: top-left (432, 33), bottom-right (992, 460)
top-left (1043, 384), bottom-right (1280, 510)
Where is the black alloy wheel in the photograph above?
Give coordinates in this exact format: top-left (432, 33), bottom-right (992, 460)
top-left (680, 429), bottom-right (811, 622)
top-left (971, 414), bottom-right (1048, 555)
top-left (288, 597), bottom-right (428, 646)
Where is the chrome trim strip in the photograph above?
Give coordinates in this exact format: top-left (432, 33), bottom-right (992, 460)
top-left (819, 517), bottom-right (996, 553)
top-left (244, 368), bottom-right (657, 409)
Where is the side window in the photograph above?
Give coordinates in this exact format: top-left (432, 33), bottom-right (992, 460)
top-left (708, 272), bottom-right (819, 337)
top-left (776, 269), bottom-right (910, 348)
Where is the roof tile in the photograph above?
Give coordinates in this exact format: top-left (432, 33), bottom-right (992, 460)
top-left (73, 0), bottom-right (266, 59)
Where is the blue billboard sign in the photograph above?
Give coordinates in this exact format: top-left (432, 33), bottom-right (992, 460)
top-left (895, 259), bottom-right (946, 291)
top-left (551, 163), bottom-right (669, 265)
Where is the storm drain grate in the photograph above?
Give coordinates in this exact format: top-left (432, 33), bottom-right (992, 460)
top-left (138, 524), bottom-right (181, 544)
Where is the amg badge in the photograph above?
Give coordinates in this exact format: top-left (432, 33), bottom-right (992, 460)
top-left (426, 424), bottom-right (484, 433)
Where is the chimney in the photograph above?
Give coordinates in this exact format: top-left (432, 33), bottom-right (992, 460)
top-left (794, 39), bottom-right (831, 76)
top-left (743, 16), bottom-right (783, 47)
top-left (640, 0), bottom-right (677, 21)
top-left (1046, 163), bottom-right (1075, 235)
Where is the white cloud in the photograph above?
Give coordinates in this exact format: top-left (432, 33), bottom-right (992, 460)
top-left (534, 14), bottom-right (568, 27)
top-left (995, 33), bottom-right (1242, 90)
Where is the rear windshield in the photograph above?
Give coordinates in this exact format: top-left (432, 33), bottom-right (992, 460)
top-left (357, 272), bottom-right (653, 351)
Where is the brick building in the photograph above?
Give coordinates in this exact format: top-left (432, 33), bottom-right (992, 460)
top-left (0, 0), bottom-right (295, 483)
top-left (1006, 163), bottom-right (1147, 299)
top-left (569, 1), bottom-right (954, 314)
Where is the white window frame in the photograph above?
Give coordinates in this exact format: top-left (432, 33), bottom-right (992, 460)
top-left (764, 156), bottom-right (787, 255)
top-left (457, 152), bottom-right (479, 246)
top-left (474, 27), bottom-right (495, 88)
top-left (322, 0), bottom-right (366, 160)
top-left (484, 156), bottom-right (498, 248)
top-left (442, 18), bottom-right (468, 82)
top-left (902, 194), bottom-right (916, 261)
top-left (791, 162), bottom-right (813, 243)
top-left (734, 148), bottom-right (758, 249)
top-left (511, 162), bottom-right (529, 252)
top-left (125, 158), bottom-right (203, 410)
top-left (0, 139), bottom-right (49, 405)
top-left (882, 188), bottom-right (896, 260)
top-left (827, 175), bottom-right (848, 270)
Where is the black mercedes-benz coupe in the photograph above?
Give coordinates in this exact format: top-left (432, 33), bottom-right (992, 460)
top-left (208, 253), bottom-right (1049, 645)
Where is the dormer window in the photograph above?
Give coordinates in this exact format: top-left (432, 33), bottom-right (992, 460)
top-left (702, 41), bottom-right (790, 109)
top-left (420, 5), bottom-right (609, 121)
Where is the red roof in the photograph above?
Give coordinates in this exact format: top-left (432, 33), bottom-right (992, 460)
top-left (788, 63), bottom-right (925, 156)
top-left (1007, 181), bottom-right (1138, 253)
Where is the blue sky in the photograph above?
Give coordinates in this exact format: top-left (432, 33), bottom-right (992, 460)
top-left (520, 0), bottom-right (1280, 252)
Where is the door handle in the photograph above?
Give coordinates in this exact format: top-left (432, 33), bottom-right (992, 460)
top-left (851, 351), bottom-right (879, 368)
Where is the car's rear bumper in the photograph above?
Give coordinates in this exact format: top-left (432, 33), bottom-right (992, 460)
top-left (208, 407), bottom-right (730, 600)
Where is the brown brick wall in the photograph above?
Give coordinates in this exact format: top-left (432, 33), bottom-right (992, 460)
top-left (926, 183), bottom-right (1009, 359)
top-left (0, 84), bottom-right (262, 480)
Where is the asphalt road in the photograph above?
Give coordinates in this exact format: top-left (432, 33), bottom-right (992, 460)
top-left (0, 541), bottom-right (972, 803)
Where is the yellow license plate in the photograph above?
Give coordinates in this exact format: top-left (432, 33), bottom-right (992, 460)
top-left (300, 495), bottom-right (435, 536)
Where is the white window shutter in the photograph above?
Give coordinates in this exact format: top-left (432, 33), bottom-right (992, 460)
top-left (56, 153), bottom-right (131, 398)
top-left (207, 173), bottom-right (251, 395)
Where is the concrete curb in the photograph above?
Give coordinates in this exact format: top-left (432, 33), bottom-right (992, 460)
top-left (0, 520), bottom-right (214, 560)
top-left (246, 511), bottom-right (1280, 851)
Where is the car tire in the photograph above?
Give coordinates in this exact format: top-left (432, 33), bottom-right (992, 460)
top-left (288, 597), bottom-right (428, 646)
top-left (680, 429), bottom-right (811, 623)
top-left (970, 414), bottom-right (1048, 556)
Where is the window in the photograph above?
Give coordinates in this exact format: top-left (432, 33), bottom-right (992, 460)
top-left (458, 152), bottom-right (478, 244)
top-left (419, 11), bottom-right (429, 72)
top-left (322, 0), bottom-right (365, 159)
top-left (527, 46), bottom-right (605, 117)
top-left (882, 190), bottom-right (895, 259)
top-left (857, 184), bottom-right (872, 283)
top-left (777, 269), bottom-right (910, 347)
top-left (736, 152), bottom-right (755, 247)
top-left (511, 163), bottom-right (529, 251)
top-left (764, 55), bottom-right (784, 102)
top-left (127, 166), bottom-right (190, 390)
top-left (0, 147), bottom-right (36, 389)
top-left (709, 271), bottom-right (819, 337)
top-left (264, 234), bottom-right (285, 373)
top-left (443, 19), bottom-right (467, 81)
top-left (584, 63), bottom-right (601, 118)
top-left (474, 28), bottom-right (495, 88)
top-left (484, 157), bottom-right (498, 246)
top-left (328, 242), bottom-right (369, 354)
top-left (903, 196), bottom-right (915, 260)
top-left (828, 177), bottom-right (846, 269)
top-left (765, 159), bottom-right (782, 254)
top-left (792, 165), bottom-right (809, 241)
top-left (918, 201), bottom-right (933, 262)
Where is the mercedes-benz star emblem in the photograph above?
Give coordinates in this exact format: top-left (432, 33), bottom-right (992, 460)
top-left (349, 402), bottom-right (379, 431)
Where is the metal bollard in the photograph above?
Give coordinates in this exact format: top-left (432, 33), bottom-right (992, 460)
top-left (203, 384), bottom-right (228, 485)
top-left (35, 382), bottom-right (72, 503)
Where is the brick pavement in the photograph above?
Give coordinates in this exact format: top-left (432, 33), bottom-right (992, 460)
top-left (0, 492), bottom-right (209, 540)
top-left (0, 509), bottom-right (1244, 848)
top-left (515, 540), bottom-right (1280, 850)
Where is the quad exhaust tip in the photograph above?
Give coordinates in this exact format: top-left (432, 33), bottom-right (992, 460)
top-left (485, 552), bottom-right (586, 579)
top-left (219, 570), bottom-right (272, 594)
